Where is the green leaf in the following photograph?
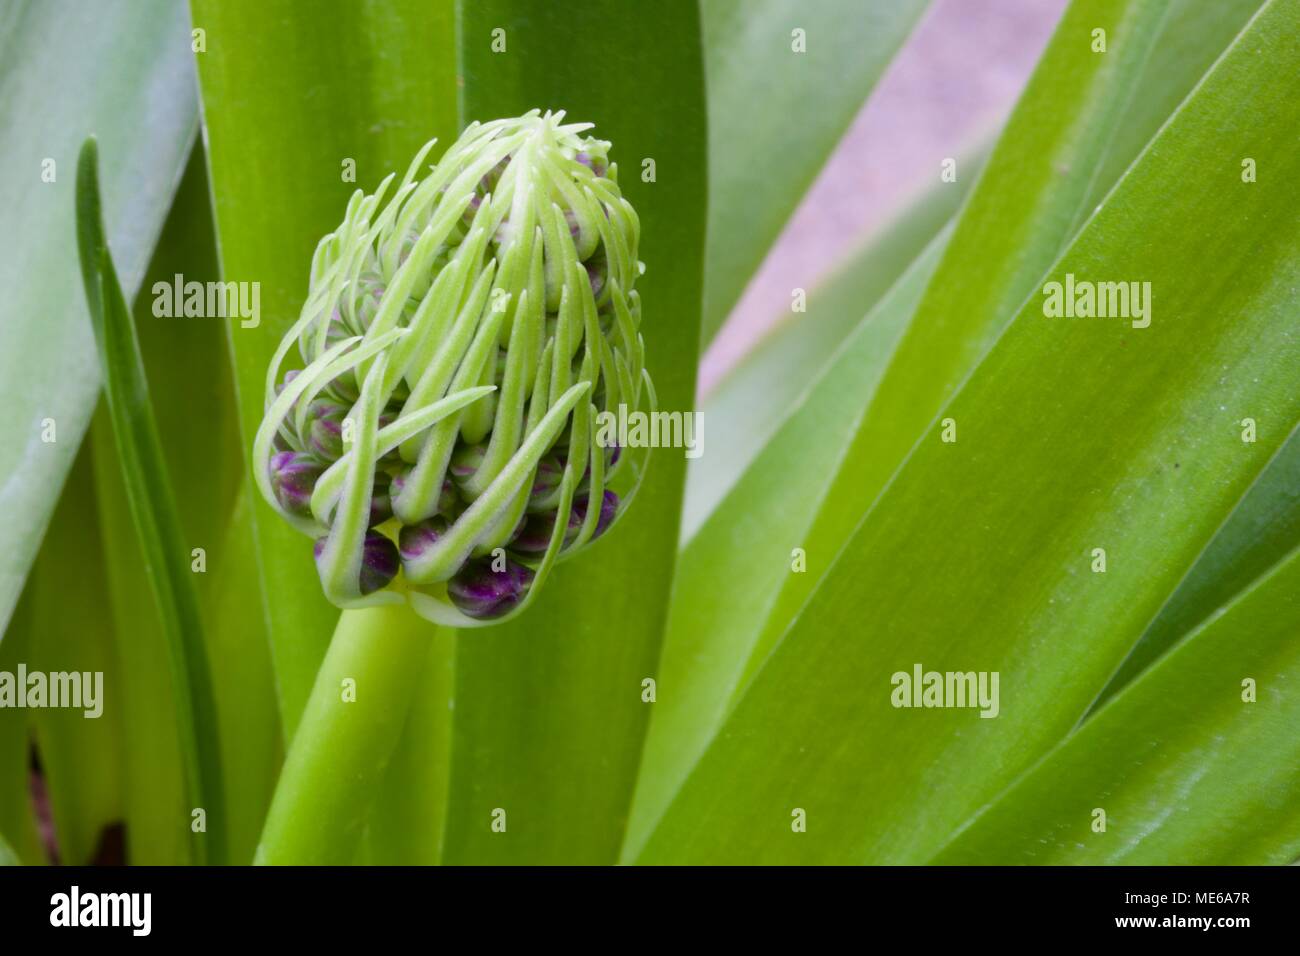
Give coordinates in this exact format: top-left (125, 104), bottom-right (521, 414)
top-left (0, 0), bottom-right (197, 636)
top-left (189, 0), bottom-right (459, 737)
top-left (27, 442), bottom-right (123, 865)
top-left (625, 226), bottom-right (954, 858)
top-left (1081, 0), bottom-right (1266, 214)
top-left (763, 0), bottom-right (1173, 649)
top-left (1098, 425), bottom-right (1300, 703)
top-left (441, 0), bottom-right (707, 865)
top-left (89, 410), bottom-right (190, 865)
top-left (80, 146), bottom-right (242, 866)
top-left (75, 137), bottom-right (226, 865)
top-left (685, 145), bottom-right (987, 539)
top-left (637, 0), bottom-right (1300, 863)
top-left (934, 543), bottom-right (1300, 865)
top-left (698, 0), bottom-right (931, 343)
top-left (208, 487), bottom-right (280, 864)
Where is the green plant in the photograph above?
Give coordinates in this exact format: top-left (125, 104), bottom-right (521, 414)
top-left (0, 0), bottom-right (1297, 866)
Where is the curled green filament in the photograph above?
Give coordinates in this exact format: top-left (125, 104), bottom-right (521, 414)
top-left (253, 110), bottom-right (653, 626)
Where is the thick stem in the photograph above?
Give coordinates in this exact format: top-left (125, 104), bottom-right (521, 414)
top-left (254, 602), bottom-right (432, 865)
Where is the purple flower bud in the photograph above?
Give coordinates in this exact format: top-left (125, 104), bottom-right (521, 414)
top-left (313, 530), bottom-right (400, 596)
top-left (574, 490), bottom-right (619, 541)
top-left (275, 368), bottom-right (301, 397)
top-left (447, 557), bottom-right (534, 620)
top-left (269, 451), bottom-right (324, 517)
top-left (307, 401), bottom-right (348, 460)
top-left (511, 502), bottom-right (583, 554)
top-left (398, 516), bottom-right (449, 563)
top-left (359, 531), bottom-right (400, 595)
top-left (450, 443), bottom-right (487, 487)
top-left (575, 151), bottom-right (607, 177)
top-left (586, 258), bottom-right (606, 300)
top-left (529, 454), bottom-right (564, 504)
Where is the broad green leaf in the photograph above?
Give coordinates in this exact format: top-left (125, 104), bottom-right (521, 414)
top-left (637, 0), bottom-right (1300, 863)
top-left (190, 0), bottom-right (459, 737)
top-left (1098, 425), bottom-right (1300, 704)
top-left (625, 226), bottom-right (953, 859)
top-left (934, 543), bottom-right (1300, 865)
top-left (762, 0), bottom-right (1172, 651)
top-left (685, 147), bottom-right (987, 539)
top-left (699, 0), bottom-right (931, 343)
top-left (208, 488), bottom-right (280, 864)
top-left (0, 832), bottom-right (17, 866)
top-left (442, 0), bottom-right (707, 865)
top-left (697, 0), bottom-right (1268, 519)
top-left (0, 0), bottom-right (197, 637)
top-left (132, 148), bottom-right (272, 862)
top-left (27, 443), bottom-right (123, 865)
top-left (76, 138), bottom-right (226, 865)
top-left (1081, 0), bottom-right (1266, 214)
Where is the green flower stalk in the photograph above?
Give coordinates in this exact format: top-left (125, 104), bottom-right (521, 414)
top-left (253, 110), bottom-right (654, 625)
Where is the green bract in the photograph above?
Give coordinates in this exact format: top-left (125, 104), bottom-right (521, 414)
top-left (253, 110), bottom-right (653, 626)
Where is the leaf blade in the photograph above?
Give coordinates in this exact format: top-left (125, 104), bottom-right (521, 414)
top-left (638, 0), bottom-right (1300, 863)
top-left (0, 0), bottom-right (197, 637)
top-left (699, 0), bottom-right (931, 343)
top-left (75, 137), bottom-right (226, 865)
top-left (934, 543), bottom-right (1300, 865)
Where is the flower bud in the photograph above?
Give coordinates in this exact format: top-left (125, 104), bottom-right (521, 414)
top-left (447, 557), bottom-right (534, 620)
top-left (314, 530), bottom-right (399, 596)
top-left (255, 110), bottom-right (655, 623)
top-left (575, 490), bottom-right (619, 541)
top-left (306, 400), bottom-right (349, 461)
top-left (398, 516), bottom-right (449, 564)
top-left (269, 451), bottom-right (324, 518)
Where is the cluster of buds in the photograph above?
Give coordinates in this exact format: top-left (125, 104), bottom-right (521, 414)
top-left (253, 111), bottom-right (652, 626)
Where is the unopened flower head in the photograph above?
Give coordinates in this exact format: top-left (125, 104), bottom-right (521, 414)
top-left (253, 110), bottom-right (654, 626)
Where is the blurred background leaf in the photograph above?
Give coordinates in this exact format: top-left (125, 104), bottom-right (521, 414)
top-left (625, 227), bottom-right (953, 857)
top-left (27, 443), bottom-right (123, 865)
top-left (699, 0), bottom-right (931, 344)
top-left (0, 0), bottom-right (197, 639)
top-left (78, 138), bottom-right (227, 864)
top-left (685, 146), bottom-right (986, 538)
top-left (637, 0), bottom-right (1300, 862)
top-left (762, 0), bottom-right (1173, 651)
